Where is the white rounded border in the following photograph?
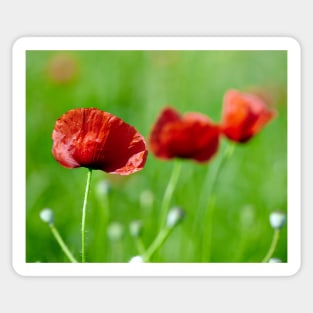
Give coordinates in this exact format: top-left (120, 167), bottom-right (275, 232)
top-left (12, 37), bottom-right (301, 277)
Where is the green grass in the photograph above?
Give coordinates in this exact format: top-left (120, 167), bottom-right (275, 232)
top-left (26, 50), bottom-right (287, 263)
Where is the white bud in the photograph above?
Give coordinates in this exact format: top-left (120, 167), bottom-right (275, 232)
top-left (107, 222), bottom-right (124, 241)
top-left (269, 211), bottom-right (286, 230)
top-left (96, 180), bottom-right (110, 196)
top-left (140, 190), bottom-right (154, 209)
top-left (40, 208), bottom-right (54, 225)
top-left (129, 256), bottom-right (144, 263)
top-left (240, 205), bottom-right (255, 228)
top-left (269, 258), bottom-right (282, 263)
top-left (166, 207), bottom-right (185, 228)
top-left (129, 220), bottom-right (143, 238)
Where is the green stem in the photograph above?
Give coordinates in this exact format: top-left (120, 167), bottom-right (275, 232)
top-left (206, 142), bottom-right (235, 201)
top-left (103, 188), bottom-right (110, 223)
top-left (81, 169), bottom-right (93, 263)
top-left (195, 142), bottom-right (235, 228)
top-left (201, 197), bottom-right (216, 262)
top-left (262, 229), bottom-right (280, 263)
top-left (94, 182), bottom-right (110, 260)
top-left (50, 224), bottom-right (78, 263)
top-left (134, 238), bottom-right (146, 256)
top-left (159, 160), bottom-right (182, 229)
top-left (199, 142), bottom-right (235, 261)
top-left (143, 227), bottom-right (172, 262)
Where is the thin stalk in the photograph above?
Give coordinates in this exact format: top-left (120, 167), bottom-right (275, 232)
top-left (262, 229), bottom-right (280, 263)
top-left (205, 142), bottom-right (235, 204)
top-left (201, 197), bottom-right (216, 262)
top-left (50, 224), bottom-right (78, 263)
top-left (199, 142), bottom-right (235, 261)
top-left (134, 238), bottom-right (146, 256)
top-left (81, 169), bottom-right (93, 263)
top-left (94, 182), bottom-right (110, 261)
top-left (159, 160), bottom-right (182, 228)
top-left (195, 142), bottom-right (235, 229)
top-left (103, 188), bottom-right (110, 224)
top-left (143, 227), bottom-right (172, 262)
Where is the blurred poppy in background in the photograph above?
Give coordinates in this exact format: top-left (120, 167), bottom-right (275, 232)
top-left (46, 52), bottom-right (79, 84)
top-left (52, 108), bottom-right (148, 175)
top-left (149, 106), bottom-right (220, 163)
top-left (221, 89), bottom-right (277, 143)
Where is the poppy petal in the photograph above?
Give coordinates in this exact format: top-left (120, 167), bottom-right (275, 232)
top-left (149, 107), bottom-right (220, 162)
top-left (52, 108), bottom-right (148, 175)
top-left (221, 89), bottom-right (276, 142)
top-left (162, 113), bottom-right (220, 162)
top-left (149, 107), bottom-right (181, 159)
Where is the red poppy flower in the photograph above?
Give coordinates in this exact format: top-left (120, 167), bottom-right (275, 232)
top-left (149, 107), bottom-right (220, 163)
top-left (52, 108), bottom-right (148, 175)
top-left (221, 89), bottom-right (277, 143)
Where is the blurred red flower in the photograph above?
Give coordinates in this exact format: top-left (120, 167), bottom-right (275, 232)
top-left (149, 107), bottom-right (220, 163)
top-left (47, 53), bottom-right (79, 84)
top-left (52, 108), bottom-right (148, 175)
top-left (221, 89), bottom-right (277, 143)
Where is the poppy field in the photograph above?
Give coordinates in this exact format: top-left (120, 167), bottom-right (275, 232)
top-left (26, 49), bottom-right (287, 263)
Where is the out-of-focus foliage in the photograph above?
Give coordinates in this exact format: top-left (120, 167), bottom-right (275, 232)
top-left (26, 50), bottom-right (287, 263)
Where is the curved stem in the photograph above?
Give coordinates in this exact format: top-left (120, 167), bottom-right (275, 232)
top-left (50, 224), bottom-right (78, 263)
top-left (143, 227), bottom-right (172, 262)
top-left (134, 238), bottom-right (146, 256)
top-left (199, 142), bottom-right (235, 261)
top-left (201, 197), bottom-right (216, 262)
top-left (262, 229), bottom-right (280, 263)
top-left (195, 142), bottom-right (235, 228)
top-left (206, 142), bottom-right (236, 203)
top-left (81, 169), bottom-right (93, 263)
top-left (159, 160), bottom-right (182, 229)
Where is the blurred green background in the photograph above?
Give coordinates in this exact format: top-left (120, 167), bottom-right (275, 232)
top-left (26, 50), bottom-right (287, 263)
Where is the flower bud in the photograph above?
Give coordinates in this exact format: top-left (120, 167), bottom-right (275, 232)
top-left (269, 258), bottom-right (282, 263)
top-left (240, 204), bottom-right (255, 228)
top-left (39, 208), bottom-right (54, 225)
top-left (107, 222), bottom-right (124, 241)
top-left (269, 210), bottom-right (286, 230)
top-left (129, 220), bottom-right (143, 238)
top-left (129, 256), bottom-right (144, 263)
top-left (96, 180), bottom-right (110, 197)
top-left (140, 190), bottom-right (154, 210)
top-left (166, 207), bottom-right (185, 228)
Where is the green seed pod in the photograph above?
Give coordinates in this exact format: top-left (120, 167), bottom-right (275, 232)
top-left (129, 220), bottom-right (143, 238)
top-left (166, 207), bottom-right (185, 228)
top-left (39, 208), bottom-right (54, 225)
top-left (96, 180), bottom-right (110, 196)
top-left (140, 190), bottom-right (154, 209)
top-left (269, 258), bottom-right (282, 263)
top-left (107, 222), bottom-right (124, 241)
top-left (269, 210), bottom-right (287, 230)
top-left (129, 256), bottom-right (144, 263)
